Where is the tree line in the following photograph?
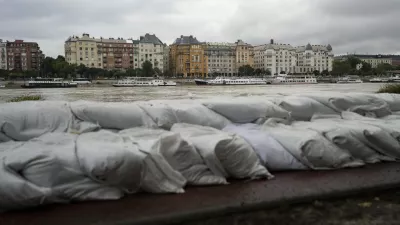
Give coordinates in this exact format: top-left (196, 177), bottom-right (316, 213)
top-left (331, 56), bottom-right (399, 76)
top-left (0, 55), bottom-right (163, 80)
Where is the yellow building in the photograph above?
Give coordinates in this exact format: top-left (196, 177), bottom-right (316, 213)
top-left (170, 35), bottom-right (208, 77)
top-left (234, 39), bottom-right (254, 73)
top-left (65, 33), bottom-right (102, 68)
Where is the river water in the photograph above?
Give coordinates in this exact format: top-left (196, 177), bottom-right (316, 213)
top-left (0, 83), bottom-right (386, 103)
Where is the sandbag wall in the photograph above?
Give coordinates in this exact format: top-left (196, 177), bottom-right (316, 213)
top-left (1, 92), bottom-right (400, 211)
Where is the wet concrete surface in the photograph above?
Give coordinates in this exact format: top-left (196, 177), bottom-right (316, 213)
top-left (1, 163), bottom-right (400, 225)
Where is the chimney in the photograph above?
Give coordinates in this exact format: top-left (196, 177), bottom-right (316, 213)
top-left (190, 35), bottom-right (193, 38)
top-left (270, 39), bottom-right (274, 44)
top-left (181, 35), bottom-right (184, 38)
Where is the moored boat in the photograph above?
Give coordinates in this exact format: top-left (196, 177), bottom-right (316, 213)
top-left (21, 78), bottom-right (78, 88)
top-left (196, 77), bottom-right (267, 85)
top-left (113, 77), bottom-right (176, 87)
top-left (337, 75), bottom-right (363, 84)
top-left (271, 74), bottom-right (318, 84)
top-left (72, 78), bottom-right (92, 85)
top-left (194, 79), bottom-right (209, 85)
top-left (369, 78), bottom-right (383, 83)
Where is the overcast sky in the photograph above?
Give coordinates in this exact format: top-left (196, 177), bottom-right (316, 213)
top-left (1, 0), bottom-right (399, 57)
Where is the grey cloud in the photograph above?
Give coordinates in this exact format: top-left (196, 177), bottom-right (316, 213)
top-left (0, 0), bottom-right (399, 57)
top-left (312, 0), bottom-right (400, 17)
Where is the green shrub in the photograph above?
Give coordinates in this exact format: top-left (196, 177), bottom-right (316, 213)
top-left (7, 95), bottom-right (42, 102)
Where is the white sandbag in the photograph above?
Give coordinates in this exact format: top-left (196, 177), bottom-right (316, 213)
top-left (0, 141), bottom-right (24, 154)
top-left (0, 161), bottom-right (57, 211)
top-left (119, 128), bottom-right (186, 193)
top-left (139, 101), bottom-right (231, 130)
top-left (120, 128), bottom-right (227, 186)
top-left (202, 97), bottom-right (290, 123)
top-left (0, 101), bottom-right (74, 141)
top-left (171, 123), bottom-right (273, 180)
top-left (262, 122), bottom-right (364, 170)
top-left (374, 93), bottom-right (400, 111)
top-left (69, 120), bottom-right (101, 134)
top-left (223, 124), bottom-right (308, 171)
top-left (341, 112), bottom-right (400, 159)
top-left (138, 102), bottom-right (178, 130)
top-left (277, 96), bottom-right (337, 121)
top-left (2, 133), bottom-right (124, 207)
top-left (293, 120), bottom-right (389, 163)
top-left (304, 93), bottom-right (391, 117)
top-left (70, 100), bottom-right (156, 130)
top-left (76, 130), bottom-right (145, 193)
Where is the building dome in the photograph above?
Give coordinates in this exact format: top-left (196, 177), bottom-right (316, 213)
top-left (327, 44), bottom-right (332, 51)
top-left (305, 43), bottom-right (313, 51)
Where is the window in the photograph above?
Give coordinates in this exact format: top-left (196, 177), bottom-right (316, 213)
top-left (79, 47), bottom-right (82, 50)
top-left (80, 58), bottom-right (83, 61)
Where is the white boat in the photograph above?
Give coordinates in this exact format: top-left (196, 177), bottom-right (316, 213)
top-left (0, 84), bottom-right (5, 88)
top-left (73, 78), bottom-right (92, 85)
top-left (272, 74), bottom-right (318, 84)
top-left (202, 77), bottom-right (267, 85)
top-left (113, 77), bottom-right (176, 87)
top-left (389, 75), bottom-right (400, 83)
top-left (337, 76), bottom-right (363, 84)
top-left (21, 77), bottom-right (78, 88)
top-left (369, 78), bottom-right (382, 83)
top-left (369, 77), bottom-right (389, 83)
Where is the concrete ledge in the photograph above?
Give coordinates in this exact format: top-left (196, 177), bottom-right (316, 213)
top-left (1, 163), bottom-right (400, 225)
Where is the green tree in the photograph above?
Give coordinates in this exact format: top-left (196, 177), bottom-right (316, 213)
top-left (154, 67), bottom-right (162, 76)
top-left (142, 60), bottom-right (154, 77)
top-left (375, 63), bottom-right (393, 75)
top-left (255, 68), bottom-right (262, 75)
top-left (265, 69), bottom-right (272, 75)
top-left (360, 62), bottom-right (372, 75)
top-left (238, 65), bottom-right (254, 76)
top-left (347, 56), bottom-right (362, 69)
top-left (321, 70), bottom-right (329, 76)
top-left (332, 60), bottom-right (351, 75)
top-left (0, 69), bottom-right (8, 79)
top-left (313, 70), bottom-right (320, 76)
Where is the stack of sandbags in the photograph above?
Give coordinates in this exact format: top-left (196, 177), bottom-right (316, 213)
top-left (223, 123), bottom-right (308, 171)
top-left (262, 120), bottom-right (364, 170)
top-left (171, 123), bottom-right (273, 180)
top-left (373, 93), bottom-right (400, 112)
top-left (275, 96), bottom-right (337, 121)
top-left (0, 133), bottom-right (124, 211)
top-left (76, 131), bottom-right (147, 194)
top-left (139, 101), bottom-right (231, 130)
top-left (70, 101), bottom-right (156, 130)
top-left (341, 111), bottom-right (400, 159)
top-left (303, 93), bottom-right (391, 118)
top-left (293, 118), bottom-right (394, 163)
top-left (201, 97), bottom-right (290, 123)
top-left (0, 101), bottom-right (74, 142)
top-left (120, 128), bottom-right (227, 186)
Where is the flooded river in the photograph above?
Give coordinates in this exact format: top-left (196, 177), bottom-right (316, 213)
top-left (0, 83), bottom-right (387, 103)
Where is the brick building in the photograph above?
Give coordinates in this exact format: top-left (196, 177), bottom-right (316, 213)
top-left (6, 40), bottom-right (43, 71)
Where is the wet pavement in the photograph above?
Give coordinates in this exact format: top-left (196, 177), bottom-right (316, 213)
top-left (1, 163), bottom-right (400, 225)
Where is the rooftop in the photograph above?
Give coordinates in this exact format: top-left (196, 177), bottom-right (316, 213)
top-left (173, 35), bottom-right (202, 45)
top-left (139, 33), bottom-right (163, 45)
